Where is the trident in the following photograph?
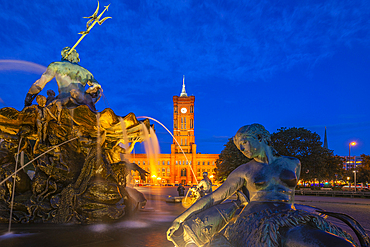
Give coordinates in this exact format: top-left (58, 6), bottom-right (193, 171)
top-left (67, 1), bottom-right (111, 55)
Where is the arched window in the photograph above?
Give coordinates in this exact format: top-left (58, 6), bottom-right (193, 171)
top-left (162, 168), bottom-right (165, 177)
top-left (203, 161), bottom-right (205, 165)
top-left (208, 161), bottom-right (210, 166)
top-left (185, 138), bottom-right (187, 145)
top-left (143, 161), bottom-right (145, 165)
top-left (197, 168), bottom-right (200, 177)
top-left (162, 161), bottom-right (165, 165)
top-left (167, 161), bottom-right (170, 165)
top-left (176, 161), bottom-right (178, 165)
top-left (198, 161), bottom-right (200, 165)
top-left (167, 168), bottom-right (170, 177)
top-left (181, 168), bottom-right (187, 177)
top-left (138, 161), bottom-right (140, 165)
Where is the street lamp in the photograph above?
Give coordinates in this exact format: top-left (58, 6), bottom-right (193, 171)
top-left (353, 170), bottom-right (357, 192)
top-left (348, 142), bottom-right (356, 169)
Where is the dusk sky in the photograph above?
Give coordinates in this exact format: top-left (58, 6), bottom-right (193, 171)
top-left (1, 0), bottom-right (369, 157)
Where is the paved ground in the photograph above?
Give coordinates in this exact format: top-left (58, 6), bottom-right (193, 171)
top-left (0, 187), bottom-right (369, 247)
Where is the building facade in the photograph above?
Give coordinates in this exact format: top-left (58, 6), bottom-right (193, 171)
top-left (129, 76), bottom-right (219, 185)
top-left (342, 156), bottom-right (363, 170)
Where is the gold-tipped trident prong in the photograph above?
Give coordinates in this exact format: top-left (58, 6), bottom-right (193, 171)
top-left (67, 1), bottom-right (111, 55)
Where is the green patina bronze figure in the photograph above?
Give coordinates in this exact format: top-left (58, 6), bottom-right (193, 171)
top-left (167, 124), bottom-right (370, 247)
top-left (24, 47), bottom-right (102, 113)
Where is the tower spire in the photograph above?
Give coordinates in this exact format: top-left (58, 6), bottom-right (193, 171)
top-left (180, 75), bottom-right (188, 97)
top-left (323, 126), bottom-right (328, 149)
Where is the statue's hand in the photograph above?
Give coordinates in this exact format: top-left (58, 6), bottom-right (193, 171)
top-left (166, 220), bottom-right (180, 241)
top-left (25, 93), bottom-right (36, 107)
top-left (86, 84), bottom-right (101, 94)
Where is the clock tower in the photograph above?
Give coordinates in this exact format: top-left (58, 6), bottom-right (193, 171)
top-left (172, 76), bottom-right (195, 154)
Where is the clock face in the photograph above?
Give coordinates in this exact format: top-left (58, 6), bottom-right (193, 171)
top-left (181, 107), bottom-right (187, 113)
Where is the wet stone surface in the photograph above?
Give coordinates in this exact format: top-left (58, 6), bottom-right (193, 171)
top-left (1, 187), bottom-right (370, 247)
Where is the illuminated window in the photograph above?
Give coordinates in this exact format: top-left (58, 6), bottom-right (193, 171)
top-left (176, 161), bottom-right (178, 165)
top-left (181, 168), bottom-right (187, 177)
top-left (197, 169), bottom-right (200, 177)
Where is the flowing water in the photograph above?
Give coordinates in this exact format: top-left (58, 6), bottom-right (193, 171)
top-left (137, 116), bottom-right (198, 184)
top-left (119, 117), bottom-right (130, 161)
top-left (8, 137), bottom-right (22, 232)
top-left (140, 123), bottom-right (160, 179)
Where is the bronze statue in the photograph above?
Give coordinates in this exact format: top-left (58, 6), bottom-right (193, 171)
top-left (0, 2), bottom-right (154, 224)
top-left (196, 171), bottom-right (212, 197)
top-left (23, 2), bottom-right (111, 113)
top-left (24, 47), bottom-right (102, 113)
top-left (167, 124), bottom-right (369, 247)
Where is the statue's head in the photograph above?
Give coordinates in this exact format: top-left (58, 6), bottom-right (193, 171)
top-left (233, 124), bottom-right (271, 159)
top-left (36, 95), bottom-right (47, 107)
top-left (61, 47), bottom-right (80, 64)
top-left (203, 172), bottom-right (208, 178)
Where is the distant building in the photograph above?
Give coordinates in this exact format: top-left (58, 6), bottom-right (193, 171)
top-left (342, 156), bottom-right (363, 170)
top-left (129, 76), bottom-right (219, 185)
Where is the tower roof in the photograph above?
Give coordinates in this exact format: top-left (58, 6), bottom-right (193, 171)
top-left (180, 75), bottom-right (188, 97)
top-left (323, 127), bottom-right (328, 149)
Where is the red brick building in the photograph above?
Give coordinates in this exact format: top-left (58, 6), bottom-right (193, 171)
top-left (129, 76), bottom-right (219, 185)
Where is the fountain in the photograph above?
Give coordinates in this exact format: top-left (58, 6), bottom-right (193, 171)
top-left (0, 2), bottom-right (151, 226)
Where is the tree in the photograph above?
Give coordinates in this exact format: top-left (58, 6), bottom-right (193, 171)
top-left (271, 127), bottom-right (343, 181)
top-left (215, 138), bottom-right (251, 182)
top-left (357, 154), bottom-right (370, 183)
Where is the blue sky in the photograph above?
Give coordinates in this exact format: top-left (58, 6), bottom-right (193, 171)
top-left (0, 0), bottom-right (369, 157)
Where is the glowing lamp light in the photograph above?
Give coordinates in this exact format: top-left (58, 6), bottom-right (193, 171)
top-left (151, 175), bottom-right (157, 178)
top-left (350, 142), bottom-right (356, 146)
top-left (209, 175), bottom-right (214, 179)
top-left (157, 177), bottom-right (161, 180)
